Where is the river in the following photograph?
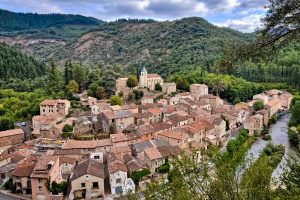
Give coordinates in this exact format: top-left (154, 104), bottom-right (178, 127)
top-left (238, 113), bottom-right (291, 179)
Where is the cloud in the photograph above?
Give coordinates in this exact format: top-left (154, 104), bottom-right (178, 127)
top-left (0, 0), bottom-right (268, 32)
top-left (215, 14), bottom-right (264, 32)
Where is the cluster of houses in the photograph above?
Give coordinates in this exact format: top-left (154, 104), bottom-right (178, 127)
top-left (0, 68), bottom-right (293, 200)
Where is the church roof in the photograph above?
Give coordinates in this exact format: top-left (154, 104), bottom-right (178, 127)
top-left (141, 66), bottom-right (147, 73)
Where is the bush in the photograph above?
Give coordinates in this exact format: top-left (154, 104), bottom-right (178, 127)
top-left (155, 83), bottom-right (162, 91)
top-left (156, 161), bottom-right (170, 174)
top-left (62, 124), bottom-right (73, 133)
top-left (108, 95), bottom-right (122, 106)
top-left (288, 129), bottom-right (299, 147)
top-left (48, 181), bottom-right (68, 195)
top-left (253, 100), bottom-right (264, 111)
top-left (133, 90), bottom-right (144, 100)
top-left (131, 169), bottom-right (150, 184)
top-left (269, 115), bottom-right (278, 125)
top-left (4, 179), bottom-right (16, 192)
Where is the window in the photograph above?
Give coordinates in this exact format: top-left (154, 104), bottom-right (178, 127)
top-left (38, 178), bottom-right (42, 184)
top-left (38, 186), bottom-right (42, 191)
top-left (92, 182), bottom-right (99, 188)
top-left (116, 178), bottom-right (121, 184)
top-left (94, 155), bottom-right (100, 160)
top-left (81, 183), bottom-right (85, 188)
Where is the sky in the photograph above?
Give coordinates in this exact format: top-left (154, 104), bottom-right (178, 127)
top-left (0, 0), bottom-right (268, 32)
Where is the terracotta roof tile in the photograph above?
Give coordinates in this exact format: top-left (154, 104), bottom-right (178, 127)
top-left (70, 159), bottom-right (105, 181)
top-left (0, 129), bottom-right (24, 138)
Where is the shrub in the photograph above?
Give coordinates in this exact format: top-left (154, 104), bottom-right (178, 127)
top-left (108, 95), bottom-right (122, 105)
top-left (155, 83), bottom-right (162, 91)
top-left (253, 100), bottom-right (264, 111)
top-left (269, 115), bottom-right (278, 125)
top-left (62, 124), bottom-right (73, 133)
top-left (131, 169), bottom-right (150, 184)
top-left (156, 161), bottom-right (170, 174)
top-left (288, 129), bottom-right (299, 147)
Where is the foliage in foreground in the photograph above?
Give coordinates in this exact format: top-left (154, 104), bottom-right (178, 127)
top-left (141, 139), bottom-right (295, 200)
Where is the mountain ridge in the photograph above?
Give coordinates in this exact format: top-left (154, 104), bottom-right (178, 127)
top-left (0, 9), bottom-right (255, 77)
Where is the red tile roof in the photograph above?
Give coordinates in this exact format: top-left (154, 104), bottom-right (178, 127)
top-left (0, 129), bottom-right (24, 138)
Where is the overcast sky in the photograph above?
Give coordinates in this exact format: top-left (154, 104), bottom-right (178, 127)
top-left (0, 0), bottom-right (268, 32)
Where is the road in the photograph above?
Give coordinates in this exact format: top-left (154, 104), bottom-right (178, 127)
top-left (0, 192), bottom-right (20, 200)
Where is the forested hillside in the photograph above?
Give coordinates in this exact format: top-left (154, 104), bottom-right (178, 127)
top-left (53, 18), bottom-right (254, 76)
top-left (0, 16), bottom-right (254, 76)
top-left (0, 9), bottom-right (102, 31)
top-left (231, 43), bottom-right (300, 87)
top-left (0, 43), bottom-right (47, 80)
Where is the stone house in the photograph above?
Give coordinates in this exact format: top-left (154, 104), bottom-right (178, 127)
top-left (91, 102), bottom-right (111, 121)
top-left (62, 139), bottom-right (113, 156)
top-left (80, 96), bottom-right (98, 107)
top-left (89, 152), bottom-right (104, 163)
top-left (156, 129), bottom-right (190, 149)
top-left (169, 96), bottom-right (179, 105)
top-left (108, 153), bottom-right (135, 196)
top-left (266, 99), bottom-right (281, 117)
top-left (116, 77), bottom-right (130, 98)
top-left (40, 99), bottom-right (70, 118)
top-left (0, 129), bottom-right (25, 150)
top-left (190, 84), bottom-right (208, 101)
top-left (58, 157), bottom-right (77, 181)
top-left (141, 96), bottom-right (154, 105)
top-left (10, 160), bottom-right (37, 194)
top-left (244, 114), bottom-right (264, 136)
top-left (215, 118), bottom-right (227, 142)
top-left (162, 82), bottom-right (176, 95)
top-left (278, 91), bottom-right (293, 110)
top-left (102, 110), bottom-right (134, 134)
top-left (110, 133), bottom-right (134, 147)
top-left (31, 156), bottom-right (61, 200)
top-left (69, 159), bottom-right (105, 200)
top-left (256, 108), bottom-right (270, 126)
top-left (190, 119), bottom-right (215, 147)
top-left (148, 107), bottom-right (163, 124)
top-left (199, 95), bottom-right (223, 109)
top-left (166, 114), bottom-right (189, 128)
top-left (144, 146), bottom-right (181, 173)
top-left (253, 93), bottom-right (269, 105)
top-left (32, 115), bottom-right (59, 137)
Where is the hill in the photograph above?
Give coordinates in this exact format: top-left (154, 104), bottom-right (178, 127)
top-left (52, 18), bottom-right (254, 75)
top-left (0, 9), bottom-right (103, 32)
top-left (0, 42), bottom-right (47, 80)
top-left (0, 14), bottom-right (254, 76)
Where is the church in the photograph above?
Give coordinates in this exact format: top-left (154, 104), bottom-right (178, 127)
top-left (139, 66), bottom-right (163, 90)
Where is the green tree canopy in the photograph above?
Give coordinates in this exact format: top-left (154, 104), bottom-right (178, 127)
top-left (108, 95), bottom-right (122, 106)
top-left (66, 80), bottom-right (79, 94)
top-left (253, 100), bottom-right (265, 111)
top-left (127, 75), bottom-right (138, 88)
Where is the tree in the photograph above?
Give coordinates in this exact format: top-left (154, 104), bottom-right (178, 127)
top-left (96, 86), bottom-right (106, 99)
top-left (0, 116), bottom-right (14, 131)
top-left (155, 83), bottom-right (162, 91)
top-left (66, 80), bottom-right (79, 94)
top-left (109, 95), bottom-right (122, 106)
top-left (259, 0), bottom-right (300, 48)
top-left (62, 124), bottom-right (73, 133)
top-left (288, 129), bottom-right (299, 147)
top-left (133, 90), bottom-right (143, 100)
top-left (127, 75), bottom-right (138, 89)
top-left (253, 100), bottom-right (264, 111)
top-left (131, 169), bottom-right (150, 184)
top-left (46, 61), bottom-right (63, 95)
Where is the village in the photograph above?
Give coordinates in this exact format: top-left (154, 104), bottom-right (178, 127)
top-left (0, 66), bottom-right (293, 200)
